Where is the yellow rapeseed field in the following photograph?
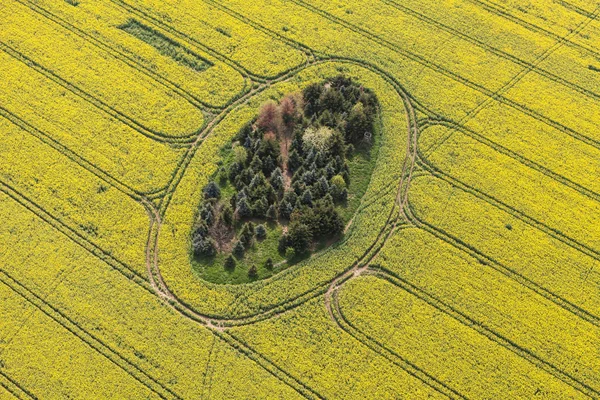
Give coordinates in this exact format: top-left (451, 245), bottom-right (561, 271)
top-left (1, 0), bottom-right (599, 398)
top-left (26, 0), bottom-right (248, 108)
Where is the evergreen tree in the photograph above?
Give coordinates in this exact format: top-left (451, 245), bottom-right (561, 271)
top-left (220, 204), bottom-right (234, 227)
top-left (315, 176), bottom-right (330, 199)
top-left (317, 109), bottom-right (336, 128)
top-left (339, 187), bottom-right (348, 202)
top-left (262, 155), bottom-right (277, 176)
top-left (303, 83), bottom-right (323, 117)
top-left (345, 102), bottom-right (372, 144)
top-left (253, 198), bottom-right (268, 218)
top-left (193, 222), bottom-right (209, 238)
top-left (250, 154), bottom-right (263, 173)
top-left (319, 88), bottom-right (344, 115)
top-left (288, 149), bottom-right (302, 172)
top-left (236, 122), bottom-right (253, 144)
top-left (236, 197), bottom-right (252, 219)
top-left (270, 168), bottom-right (284, 191)
top-left (224, 255), bottom-right (236, 270)
top-left (199, 202), bottom-right (214, 226)
top-left (278, 234), bottom-right (289, 254)
top-left (192, 235), bottom-right (216, 257)
top-left (264, 258), bottom-right (274, 270)
top-left (233, 240), bottom-right (245, 258)
top-left (203, 181), bottom-right (221, 200)
top-left (240, 222), bottom-right (255, 248)
top-left (228, 162), bottom-right (243, 183)
top-left (266, 204), bottom-right (278, 221)
top-left (301, 189), bottom-right (313, 206)
top-left (278, 200), bottom-right (294, 220)
top-left (288, 221), bottom-right (312, 255)
top-left (255, 224), bottom-right (267, 240)
top-left (248, 265), bottom-right (258, 278)
top-left (313, 200), bottom-right (343, 238)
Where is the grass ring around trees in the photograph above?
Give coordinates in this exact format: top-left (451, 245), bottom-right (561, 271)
top-left (191, 74), bottom-right (382, 284)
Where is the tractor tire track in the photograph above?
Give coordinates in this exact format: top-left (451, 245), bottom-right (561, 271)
top-left (0, 271), bottom-right (181, 400)
top-left (360, 268), bottom-right (600, 398)
top-left (286, 0), bottom-right (600, 151)
top-left (329, 285), bottom-right (464, 399)
top-left (0, 40), bottom-right (196, 144)
top-left (0, 106), bottom-right (143, 200)
top-left (15, 0), bottom-right (230, 113)
top-left (0, 371), bottom-right (36, 400)
top-left (418, 118), bottom-right (600, 202)
top-left (403, 194), bottom-right (600, 328)
top-left (0, 181), bottom-right (318, 399)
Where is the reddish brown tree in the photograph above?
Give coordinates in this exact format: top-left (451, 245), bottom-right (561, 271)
top-left (256, 101), bottom-right (280, 133)
top-left (278, 94), bottom-right (301, 151)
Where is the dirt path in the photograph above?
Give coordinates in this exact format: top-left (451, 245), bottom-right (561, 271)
top-left (143, 57), bottom-right (424, 331)
top-left (324, 86), bottom-right (420, 323)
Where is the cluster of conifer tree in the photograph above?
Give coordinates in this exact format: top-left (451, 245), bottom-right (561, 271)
top-left (192, 75), bottom-right (378, 266)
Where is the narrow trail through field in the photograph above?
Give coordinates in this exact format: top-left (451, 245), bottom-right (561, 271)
top-left (143, 56), bottom-right (425, 330)
top-left (324, 84), bottom-right (420, 321)
top-left (4, 1), bottom-right (600, 397)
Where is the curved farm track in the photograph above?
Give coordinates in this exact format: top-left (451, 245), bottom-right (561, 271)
top-left (144, 56), bottom-right (423, 329)
top-left (3, 0), bottom-right (600, 398)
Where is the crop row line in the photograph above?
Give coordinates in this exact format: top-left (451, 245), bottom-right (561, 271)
top-left (557, 0), bottom-right (597, 18)
top-left (419, 118), bottom-right (600, 203)
top-left (0, 371), bottom-right (36, 400)
top-left (108, 0), bottom-right (308, 83)
top-left (0, 40), bottom-right (196, 144)
top-left (403, 196), bottom-right (600, 328)
top-left (199, 0), bottom-right (316, 61)
top-left (0, 180), bottom-right (324, 399)
top-left (221, 332), bottom-right (324, 399)
top-left (0, 180), bottom-right (151, 291)
top-left (381, 0), bottom-right (600, 104)
top-left (329, 286), bottom-right (466, 399)
top-left (16, 0), bottom-right (224, 113)
top-left (0, 107), bottom-right (143, 200)
top-left (417, 151), bottom-right (600, 268)
top-left (0, 271), bottom-right (181, 400)
top-left (366, 268), bottom-right (599, 398)
top-left (466, 0), bottom-right (600, 59)
top-left (288, 0), bottom-right (600, 151)
top-left (423, 4), bottom-right (599, 156)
